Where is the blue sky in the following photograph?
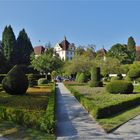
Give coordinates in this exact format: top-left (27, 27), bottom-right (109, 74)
top-left (0, 0), bottom-right (140, 50)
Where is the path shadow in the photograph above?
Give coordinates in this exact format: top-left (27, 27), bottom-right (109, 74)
top-left (56, 86), bottom-right (77, 137)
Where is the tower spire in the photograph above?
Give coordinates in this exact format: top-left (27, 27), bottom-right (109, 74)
top-left (64, 36), bottom-right (66, 40)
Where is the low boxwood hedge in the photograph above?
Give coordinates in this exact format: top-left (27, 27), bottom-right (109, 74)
top-left (0, 84), bottom-right (56, 134)
top-left (38, 78), bottom-right (48, 85)
top-left (106, 81), bottom-right (133, 94)
top-left (65, 84), bottom-right (140, 119)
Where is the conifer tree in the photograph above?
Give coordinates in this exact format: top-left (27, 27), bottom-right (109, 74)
top-left (16, 29), bottom-right (33, 65)
top-left (127, 36), bottom-right (136, 63)
top-left (2, 25), bottom-right (17, 66)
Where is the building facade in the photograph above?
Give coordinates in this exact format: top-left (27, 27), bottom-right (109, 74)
top-left (54, 37), bottom-right (76, 61)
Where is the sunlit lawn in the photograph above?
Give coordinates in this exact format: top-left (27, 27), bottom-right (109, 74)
top-left (0, 84), bottom-right (55, 139)
top-left (67, 83), bottom-right (140, 133)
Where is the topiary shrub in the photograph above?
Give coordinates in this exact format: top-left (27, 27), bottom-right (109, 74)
top-left (89, 67), bottom-right (102, 87)
top-left (38, 78), bottom-right (48, 85)
top-left (111, 76), bottom-right (119, 81)
top-left (78, 73), bottom-right (86, 83)
top-left (2, 65), bottom-right (29, 95)
top-left (106, 80), bottom-right (133, 94)
top-left (75, 73), bottom-right (81, 82)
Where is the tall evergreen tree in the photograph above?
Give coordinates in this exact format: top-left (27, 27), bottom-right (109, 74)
top-left (2, 25), bottom-right (17, 66)
top-left (16, 29), bottom-right (33, 65)
top-left (127, 36), bottom-right (136, 63)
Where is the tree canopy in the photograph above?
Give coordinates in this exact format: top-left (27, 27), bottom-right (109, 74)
top-left (16, 29), bottom-right (33, 65)
top-left (2, 25), bottom-right (16, 66)
top-left (31, 49), bottom-right (64, 74)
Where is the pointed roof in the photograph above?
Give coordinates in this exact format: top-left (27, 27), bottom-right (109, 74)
top-left (59, 36), bottom-right (70, 50)
top-left (98, 47), bottom-right (107, 55)
top-left (34, 46), bottom-right (45, 55)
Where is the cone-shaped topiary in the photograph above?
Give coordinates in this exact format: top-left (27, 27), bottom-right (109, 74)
top-left (78, 73), bottom-right (86, 83)
top-left (75, 73), bottom-right (81, 82)
top-left (2, 65), bottom-right (29, 95)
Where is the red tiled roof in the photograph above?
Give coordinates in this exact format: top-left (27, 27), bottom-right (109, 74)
top-left (59, 37), bottom-right (70, 50)
top-left (34, 46), bottom-right (45, 55)
top-left (136, 46), bottom-right (140, 52)
top-left (98, 48), bottom-right (107, 55)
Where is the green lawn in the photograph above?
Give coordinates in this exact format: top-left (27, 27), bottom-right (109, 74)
top-left (65, 82), bottom-right (140, 133)
top-left (0, 120), bottom-right (55, 140)
top-left (0, 84), bottom-right (56, 139)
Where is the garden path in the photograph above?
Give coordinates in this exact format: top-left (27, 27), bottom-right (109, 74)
top-left (0, 137), bottom-right (8, 140)
top-left (56, 83), bottom-right (122, 140)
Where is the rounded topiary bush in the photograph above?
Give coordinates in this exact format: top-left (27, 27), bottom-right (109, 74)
top-left (106, 80), bottom-right (133, 94)
top-left (38, 78), bottom-right (48, 85)
top-left (78, 73), bottom-right (86, 83)
top-left (2, 65), bottom-right (29, 95)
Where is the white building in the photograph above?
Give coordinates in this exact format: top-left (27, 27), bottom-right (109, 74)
top-left (54, 37), bottom-right (76, 61)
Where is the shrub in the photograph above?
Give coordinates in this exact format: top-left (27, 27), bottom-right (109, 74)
top-left (0, 84), bottom-right (55, 133)
top-left (127, 68), bottom-right (140, 80)
top-left (111, 76), bottom-right (120, 81)
top-left (38, 78), bottom-right (48, 85)
top-left (78, 73), bottom-right (86, 83)
top-left (117, 73), bottom-right (123, 80)
top-left (2, 65), bottom-right (28, 95)
top-left (75, 73), bottom-right (81, 82)
top-left (28, 74), bottom-right (37, 87)
top-left (106, 81), bottom-right (133, 94)
top-left (89, 67), bottom-right (102, 87)
top-left (65, 83), bottom-right (140, 119)
top-left (0, 74), bottom-right (6, 84)
top-left (89, 80), bottom-right (103, 87)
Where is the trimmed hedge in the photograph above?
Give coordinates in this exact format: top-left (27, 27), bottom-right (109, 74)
top-left (106, 81), bottom-right (133, 94)
top-left (2, 65), bottom-right (29, 95)
top-left (78, 73), bottom-right (86, 83)
top-left (0, 84), bottom-right (56, 133)
top-left (75, 73), bottom-right (81, 82)
top-left (0, 74), bottom-right (6, 84)
top-left (65, 83), bottom-right (140, 119)
top-left (89, 67), bottom-right (102, 87)
top-left (38, 78), bottom-right (48, 85)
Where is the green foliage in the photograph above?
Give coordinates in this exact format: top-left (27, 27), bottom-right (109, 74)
top-left (64, 55), bottom-right (91, 75)
top-left (107, 44), bottom-right (130, 64)
top-left (65, 83), bottom-right (140, 119)
top-left (0, 84), bottom-right (55, 134)
top-left (127, 36), bottom-right (136, 63)
top-left (2, 25), bottom-right (17, 66)
top-left (16, 29), bottom-right (33, 65)
top-left (27, 74), bottom-right (37, 87)
top-left (111, 74), bottom-right (123, 82)
top-left (89, 80), bottom-right (103, 87)
top-left (89, 67), bottom-right (102, 87)
top-left (127, 68), bottom-right (140, 80)
top-left (31, 52), bottom-right (63, 74)
top-left (0, 74), bottom-right (6, 84)
top-left (106, 81), bottom-right (133, 94)
top-left (78, 73), bottom-right (86, 83)
top-left (38, 78), bottom-right (48, 85)
top-left (2, 65), bottom-right (29, 95)
top-left (51, 71), bottom-right (57, 80)
top-left (75, 73), bottom-right (80, 82)
top-left (92, 58), bottom-right (121, 76)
